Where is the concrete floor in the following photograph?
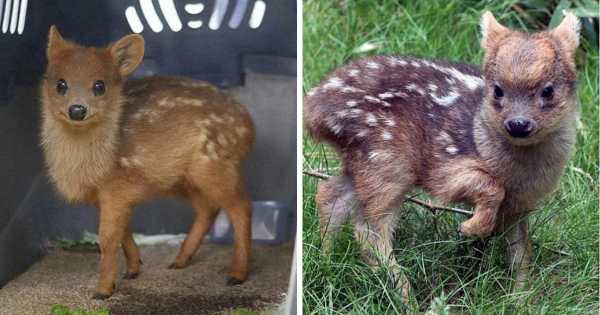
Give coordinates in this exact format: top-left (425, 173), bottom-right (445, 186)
top-left (0, 242), bottom-right (293, 315)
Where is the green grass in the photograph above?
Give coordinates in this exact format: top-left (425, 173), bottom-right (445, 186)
top-left (302, 1), bottom-right (599, 314)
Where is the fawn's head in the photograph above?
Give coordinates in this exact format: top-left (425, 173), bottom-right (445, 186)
top-left (480, 11), bottom-right (579, 146)
top-left (43, 26), bottom-right (144, 128)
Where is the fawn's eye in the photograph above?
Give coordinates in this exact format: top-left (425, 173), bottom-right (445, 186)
top-left (541, 85), bottom-right (554, 99)
top-left (493, 85), bottom-right (504, 99)
top-left (93, 80), bottom-right (105, 96)
top-left (56, 79), bottom-right (68, 95)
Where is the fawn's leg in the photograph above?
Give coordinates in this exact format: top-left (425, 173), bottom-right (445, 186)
top-left (500, 212), bottom-right (532, 292)
top-left (430, 158), bottom-right (505, 238)
top-left (169, 191), bottom-right (219, 269)
top-left (121, 227), bottom-right (141, 279)
top-left (221, 192), bottom-right (252, 285)
top-left (94, 199), bottom-right (135, 299)
top-left (353, 209), bottom-right (410, 299)
top-left (348, 152), bottom-right (416, 300)
top-left (316, 174), bottom-right (355, 251)
top-left (188, 161), bottom-right (251, 285)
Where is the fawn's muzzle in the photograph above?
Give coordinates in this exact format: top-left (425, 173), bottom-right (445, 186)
top-left (68, 104), bottom-right (87, 121)
top-left (504, 117), bottom-right (534, 138)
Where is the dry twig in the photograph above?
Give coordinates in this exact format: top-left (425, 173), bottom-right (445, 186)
top-left (303, 169), bottom-right (473, 216)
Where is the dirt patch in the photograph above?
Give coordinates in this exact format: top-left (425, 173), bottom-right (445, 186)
top-left (0, 242), bottom-right (293, 315)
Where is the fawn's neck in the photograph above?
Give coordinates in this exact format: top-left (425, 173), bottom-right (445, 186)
top-left (41, 108), bottom-right (122, 203)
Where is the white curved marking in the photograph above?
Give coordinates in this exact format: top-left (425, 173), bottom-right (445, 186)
top-left (187, 20), bottom-right (203, 29)
top-left (184, 3), bottom-right (205, 15)
top-left (16, 0), bottom-right (26, 34)
top-left (125, 6), bottom-right (144, 33)
top-left (9, 0), bottom-right (17, 34)
top-left (249, 0), bottom-right (265, 29)
top-left (209, 0), bottom-right (229, 30)
top-left (2, 0), bottom-right (12, 34)
top-left (139, 0), bottom-right (163, 33)
top-left (0, 0), bottom-right (4, 33)
top-left (158, 0), bottom-right (182, 32)
top-left (228, 0), bottom-right (248, 29)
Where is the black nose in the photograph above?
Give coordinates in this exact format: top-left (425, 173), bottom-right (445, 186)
top-left (68, 105), bottom-right (87, 121)
top-left (504, 117), bottom-right (534, 138)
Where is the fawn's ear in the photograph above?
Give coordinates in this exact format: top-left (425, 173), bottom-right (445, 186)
top-left (47, 25), bottom-right (68, 58)
top-left (110, 34), bottom-right (145, 76)
top-left (480, 11), bottom-right (510, 50)
top-left (550, 11), bottom-right (580, 57)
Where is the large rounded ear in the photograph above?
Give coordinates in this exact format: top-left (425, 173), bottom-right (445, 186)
top-left (110, 34), bottom-right (145, 76)
top-left (480, 11), bottom-right (510, 50)
top-left (47, 25), bottom-right (67, 58)
top-left (550, 11), bottom-right (580, 58)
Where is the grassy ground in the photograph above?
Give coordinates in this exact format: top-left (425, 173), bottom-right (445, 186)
top-left (302, 1), bottom-right (599, 314)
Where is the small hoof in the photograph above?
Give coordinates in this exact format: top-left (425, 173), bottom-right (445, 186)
top-left (168, 262), bottom-right (185, 269)
top-left (226, 277), bottom-right (244, 286)
top-left (122, 272), bottom-right (139, 280)
top-left (92, 293), bottom-right (112, 300)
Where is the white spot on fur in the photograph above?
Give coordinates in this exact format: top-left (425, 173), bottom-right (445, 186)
top-left (198, 132), bottom-right (208, 146)
top-left (357, 129), bottom-right (369, 137)
top-left (120, 157), bottom-right (131, 168)
top-left (427, 84), bottom-right (438, 91)
top-left (430, 89), bottom-right (460, 107)
top-left (393, 91), bottom-right (408, 98)
top-left (348, 69), bottom-right (360, 77)
top-left (437, 131), bottom-right (454, 146)
top-left (364, 95), bottom-right (380, 104)
top-left (366, 113), bottom-right (378, 126)
top-left (421, 60), bottom-right (484, 90)
top-left (331, 124), bottom-right (343, 135)
top-left (368, 150), bottom-right (393, 162)
top-left (383, 117), bottom-right (396, 127)
top-left (346, 100), bottom-right (358, 107)
top-left (323, 77), bottom-right (344, 90)
top-left (366, 61), bottom-right (381, 69)
top-left (348, 108), bottom-right (363, 117)
top-left (341, 86), bottom-right (364, 93)
top-left (378, 92), bottom-right (394, 99)
top-left (410, 61), bottom-right (421, 68)
top-left (206, 142), bottom-right (219, 160)
top-left (381, 131), bottom-right (393, 141)
top-left (446, 145), bottom-right (459, 155)
top-left (217, 134), bottom-right (229, 146)
top-left (388, 57), bottom-right (407, 66)
top-left (307, 88), bottom-right (317, 96)
top-left (406, 84), bottom-right (425, 95)
top-left (209, 113), bottom-right (225, 124)
top-left (235, 126), bottom-right (248, 137)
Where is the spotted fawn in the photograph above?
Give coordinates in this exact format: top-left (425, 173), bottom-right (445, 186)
top-left (41, 26), bottom-right (255, 299)
top-left (305, 12), bottom-right (580, 298)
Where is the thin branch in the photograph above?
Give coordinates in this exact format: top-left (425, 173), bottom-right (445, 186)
top-left (303, 169), bottom-right (473, 216)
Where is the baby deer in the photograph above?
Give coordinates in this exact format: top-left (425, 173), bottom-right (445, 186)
top-left (305, 12), bottom-right (580, 298)
top-left (41, 26), bottom-right (255, 299)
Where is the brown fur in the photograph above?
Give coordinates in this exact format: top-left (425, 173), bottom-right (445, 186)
top-left (41, 26), bottom-right (255, 298)
top-left (305, 12), bottom-right (580, 298)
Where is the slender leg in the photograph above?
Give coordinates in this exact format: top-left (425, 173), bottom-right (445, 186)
top-left (222, 193), bottom-right (252, 285)
top-left (354, 210), bottom-right (410, 299)
top-left (431, 162), bottom-right (504, 238)
top-left (121, 228), bottom-right (141, 279)
top-left (94, 201), bottom-right (134, 299)
top-left (316, 175), bottom-right (355, 251)
top-left (503, 214), bottom-right (532, 291)
top-left (170, 192), bottom-right (219, 269)
top-left (186, 161), bottom-right (252, 285)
